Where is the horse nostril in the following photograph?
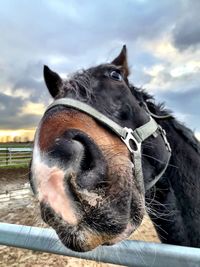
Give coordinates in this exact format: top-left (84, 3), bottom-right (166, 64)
top-left (49, 130), bottom-right (107, 190)
top-left (79, 143), bottom-right (93, 172)
top-left (50, 136), bottom-right (84, 169)
top-left (72, 134), bottom-right (107, 190)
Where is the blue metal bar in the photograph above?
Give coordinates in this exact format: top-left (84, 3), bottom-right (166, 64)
top-left (0, 223), bottom-right (200, 267)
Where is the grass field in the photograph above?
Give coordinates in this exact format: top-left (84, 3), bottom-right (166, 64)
top-left (0, 142), bottom-right (33, 148)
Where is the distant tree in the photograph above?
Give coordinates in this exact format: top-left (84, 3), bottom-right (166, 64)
top-left (6, 136), bottom-right (11, 143)
top-left (24, 136), bottom-right (29, 143)
top-left (13, 136), bottom-right (21, 143)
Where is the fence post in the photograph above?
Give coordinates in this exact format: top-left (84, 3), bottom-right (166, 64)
top-left (6, 148), bottom-right (8, 165)
top-left (9, 149), bottom-right (11, 165)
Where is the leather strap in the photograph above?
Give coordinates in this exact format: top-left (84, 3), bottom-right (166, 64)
top-left (47, 98), bottom-right (128, 139)
top-left (47, 98), bottom-right (158, 145)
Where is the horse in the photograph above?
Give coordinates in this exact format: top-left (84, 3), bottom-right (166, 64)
top-left (30, 46), bottom-right (200, 252)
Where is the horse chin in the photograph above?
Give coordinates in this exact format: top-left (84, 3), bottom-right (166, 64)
top-left (55, 225), bottom-right (98, 252)
top-left (102, 222), bottom-right (136, 246)
top-left (52, 221), bottom-right (136, 252)
top-left (39, 192), bottom-right (143, 252)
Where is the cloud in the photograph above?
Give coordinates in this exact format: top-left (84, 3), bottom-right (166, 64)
top-left (172, 0), bottom-right (200, 50)
top-left (196, 132), bottom-right (200, 141)
top-left (0, 92), bottom-right (42, 129)
top-left (0, 0), bottom-right (182, 64)
top-left (156, 87), bottom-right (200, 131)
top-left (11, 61), bottom-right (51, 104)
top-left (21, 102), bottom-right (46, 116)
top-left (0, 113), bottom-right (41, 130)
top-left (0, 93), bottom-right (23, 116)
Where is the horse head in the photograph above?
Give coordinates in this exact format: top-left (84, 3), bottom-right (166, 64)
top-left (30, 46), bottom-right (170, 252)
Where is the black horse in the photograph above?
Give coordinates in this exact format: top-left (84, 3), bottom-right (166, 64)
top-left (30, 46), bottom-right (200, 251)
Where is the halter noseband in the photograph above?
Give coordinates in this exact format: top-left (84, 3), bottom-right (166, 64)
top-left (45, 98), bottom-right (171, 191)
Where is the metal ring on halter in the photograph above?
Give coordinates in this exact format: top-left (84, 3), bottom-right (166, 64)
top-left (121, 127), bottom-right (141, 153)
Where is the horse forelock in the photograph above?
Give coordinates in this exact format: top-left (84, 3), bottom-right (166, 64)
top-left (57, 69), bottom-right (94, 102)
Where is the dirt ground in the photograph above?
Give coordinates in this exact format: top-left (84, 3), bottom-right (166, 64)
top-left (0, 168), bottom-right (159, 267)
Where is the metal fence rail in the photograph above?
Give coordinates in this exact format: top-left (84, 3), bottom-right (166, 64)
top-left (0, 147), bottom-right (32, 167)
top-left (0, 223), bottom-right (200, 267)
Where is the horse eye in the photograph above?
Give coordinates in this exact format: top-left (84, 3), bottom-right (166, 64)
top-left (110, 70), bottom-right (122, 81)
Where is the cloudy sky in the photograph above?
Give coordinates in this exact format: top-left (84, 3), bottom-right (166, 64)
top-left (0, 0), bottom-right (200, 140)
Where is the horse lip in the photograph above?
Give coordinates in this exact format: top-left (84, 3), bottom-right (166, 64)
top-left (102, 223), bottom-right (136, 246)
top-left (55, 226), bottom-right (102, 252)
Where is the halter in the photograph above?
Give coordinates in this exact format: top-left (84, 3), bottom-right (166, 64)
top-left (142, 100), bottom-right (172, 120)
top-left (45, 98), bottom-right (171, 191)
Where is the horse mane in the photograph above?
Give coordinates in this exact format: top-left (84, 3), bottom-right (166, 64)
top-left (130, 84), bottom-right (200, 155)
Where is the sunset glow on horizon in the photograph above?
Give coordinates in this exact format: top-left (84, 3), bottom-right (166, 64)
top-left (0, 129), bottom-right (35, 143)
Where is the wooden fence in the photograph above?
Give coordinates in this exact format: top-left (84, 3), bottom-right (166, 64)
top-left (0, 147), bottom-right (32, 167)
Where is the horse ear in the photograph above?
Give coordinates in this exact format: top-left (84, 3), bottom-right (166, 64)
top-left (111, 45), bottom-right (130, 77)
top-left (43, 65), bottom-right (62, 98)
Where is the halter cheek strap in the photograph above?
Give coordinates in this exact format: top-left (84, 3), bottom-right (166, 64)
top-left (46, 98), bottom-right (171, 191)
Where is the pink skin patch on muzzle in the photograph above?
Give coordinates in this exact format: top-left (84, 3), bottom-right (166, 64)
top-left (34, 162), bottom-right (78, 226)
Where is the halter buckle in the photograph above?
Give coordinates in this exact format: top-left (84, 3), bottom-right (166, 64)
top-left (158, 126), bottom-right (171, 153)
top-left (121, 127), bottom-right (141, 154)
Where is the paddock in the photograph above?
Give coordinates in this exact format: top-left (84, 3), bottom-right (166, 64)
top-left (1, 167), bottom-right (200, 266)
